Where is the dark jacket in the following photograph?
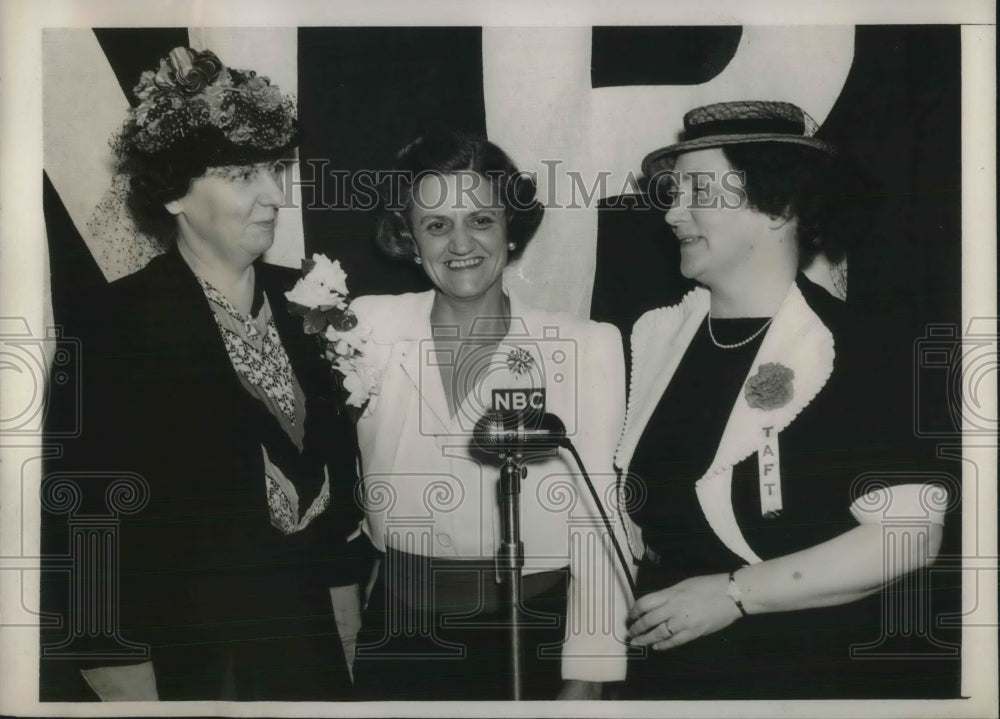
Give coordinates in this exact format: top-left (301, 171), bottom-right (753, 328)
top-left (42, 249), bottom-right (362, 699)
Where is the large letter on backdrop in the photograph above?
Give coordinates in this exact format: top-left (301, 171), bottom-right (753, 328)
top-left (482, 26), bottom-right (853, 318)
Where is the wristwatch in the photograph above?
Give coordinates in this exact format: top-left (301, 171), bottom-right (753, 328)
top-left (727, 570), bottom-right (748, 617)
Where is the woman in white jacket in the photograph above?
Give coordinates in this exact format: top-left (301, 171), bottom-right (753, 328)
top-left (349, 130), bottom-right (631, 700)
top-left (617, 101), bottom-right (948, 699)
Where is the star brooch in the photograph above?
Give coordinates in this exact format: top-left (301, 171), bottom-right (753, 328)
top-left (505, 347), bottom-right (535, 377)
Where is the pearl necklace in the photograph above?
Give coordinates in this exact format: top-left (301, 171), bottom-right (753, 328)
top-left (707, 314), bottom-right (773, 349)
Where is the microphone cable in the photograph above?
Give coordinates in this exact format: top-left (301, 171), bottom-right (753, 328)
top-left (561, 439), bottom-right (637, 600)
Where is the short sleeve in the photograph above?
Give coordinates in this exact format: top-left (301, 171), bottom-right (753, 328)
top-left (849, 483), bottom-right (949, 527)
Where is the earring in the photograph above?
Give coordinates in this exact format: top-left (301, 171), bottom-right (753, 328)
top-left (507, 242), bottom-right (516, 251)
top-left (414, 255), bottom-right (422, 265)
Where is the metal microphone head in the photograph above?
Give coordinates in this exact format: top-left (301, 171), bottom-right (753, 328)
top-left (472, 410), bottom-right (514, 453)
top-left (472, 410), bottom-right (567, 454)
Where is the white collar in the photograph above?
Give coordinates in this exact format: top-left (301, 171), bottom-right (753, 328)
top-left (615, 280), bottom-right (836, 478)
top-left (395, 289), bottom-right (547, 434)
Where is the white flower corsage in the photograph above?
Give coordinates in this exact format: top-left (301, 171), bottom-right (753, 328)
top-left (285, 254), bottom-right (380, 418)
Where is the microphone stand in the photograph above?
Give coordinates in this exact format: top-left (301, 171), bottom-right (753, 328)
top-left (476, 409), bottom-right (637, 700)
top-left (497, 450), bottom-right (525, 700)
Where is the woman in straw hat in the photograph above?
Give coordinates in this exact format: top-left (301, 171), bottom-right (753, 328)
top-left (614, 101), bottom-right (950, 698)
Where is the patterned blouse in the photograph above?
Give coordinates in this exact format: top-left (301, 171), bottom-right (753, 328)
top-left (197, 274), bottom-right (329, 534)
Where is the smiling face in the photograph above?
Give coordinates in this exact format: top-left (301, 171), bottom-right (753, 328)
top-left (167, 161), bottom-right (285, 269)
top-left (409, 172), bottom-right (509, 303)
top-left (663, 148), bottom-right (773, 290)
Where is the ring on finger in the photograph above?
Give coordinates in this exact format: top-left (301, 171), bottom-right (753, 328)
top-left (662, 622), bottom-right (674, 639)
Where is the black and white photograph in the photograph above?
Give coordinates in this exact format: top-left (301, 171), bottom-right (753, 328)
top-left (0, 1), bottom-right (995, 716)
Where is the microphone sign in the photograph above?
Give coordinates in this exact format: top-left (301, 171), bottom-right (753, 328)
top-left (492, 388), bottom-right (546, 414)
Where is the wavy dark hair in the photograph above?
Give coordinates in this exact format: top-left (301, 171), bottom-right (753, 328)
top-left (646, 142), bottom-right (876, 268)
top-left (119, 127), bottom-right (297, 247)
top-left (375, 129), bottom-right (544, 261)
top-left (721, 143), bottom-right (839, 267)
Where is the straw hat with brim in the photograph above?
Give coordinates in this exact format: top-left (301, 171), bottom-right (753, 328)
top-left (641, 100), bottom-right (836, 178)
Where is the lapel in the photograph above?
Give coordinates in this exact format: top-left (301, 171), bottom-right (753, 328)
top-left (615, 278), bottom-right (836, 481)
top-left (394, 291), bottom-right (452, 433)
top-left (702, 281), bottom-right (835, 481)
top-left (140, 249), bottom-right (242, 389)
top-left (378, 290), bottom-right (552, 438)
top-left (614, 286), bottom-right (710, 471)
top-left (120, 249), bottom-right (263, 470)
top-left (147, 252), bottom-right (326, 457)
top-left (499, 292), bottom-right (561, 415)
top-left (396, 291), bottom-right (550, 432)
top-left (614, 279), bottom-right (836, 565)
top-left (258, 261), bottom-right (331, 405)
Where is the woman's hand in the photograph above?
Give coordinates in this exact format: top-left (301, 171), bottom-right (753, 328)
top-left (626, 573), bottom-right (741, 651)
top-left (558, 680), bottom-right (603, 700)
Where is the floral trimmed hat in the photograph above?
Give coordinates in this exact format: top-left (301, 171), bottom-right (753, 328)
top-left (642, 100), bottom-right (835, 177)
top-left (116, 47), bottom-right (298, 165)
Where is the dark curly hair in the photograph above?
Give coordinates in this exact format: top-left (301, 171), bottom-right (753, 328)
top-left (720, 142), bottom-right (840, 267)
top-left (119, 127), bottom-right (297, 247)
top-left (645, 141), bottom-right (869, 268)
top-left (375, 129), bottom-right (544, 261)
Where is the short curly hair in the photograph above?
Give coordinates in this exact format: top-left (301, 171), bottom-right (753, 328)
top-left (120, 127), bottom-right (296, 246)
top-left (375, 129), bottom-right (544, 261)
top-left (646, 142), bottom-right (856, 268)
top-left (720, 142), bottom-right (841, 267)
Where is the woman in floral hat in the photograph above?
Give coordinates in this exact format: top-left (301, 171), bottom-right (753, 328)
top-left (54, 47), bottom-right (362, 701)
top-left (615, 101), bottom-right (950, 698)
top-left (346, 129), bottom-right (633, 700)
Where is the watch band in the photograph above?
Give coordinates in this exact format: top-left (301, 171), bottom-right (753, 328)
top-left (727, 570), bottom-right (749, 617)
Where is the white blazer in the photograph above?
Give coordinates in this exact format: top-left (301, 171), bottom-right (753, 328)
top-left (351, 289), bottom-right (632, 682)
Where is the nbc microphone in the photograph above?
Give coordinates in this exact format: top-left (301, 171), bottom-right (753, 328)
top-left (472, 410), bottom-right (567, 455)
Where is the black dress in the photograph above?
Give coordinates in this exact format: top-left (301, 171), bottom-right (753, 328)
top-left (623, 278), bottom-right (958, 699)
